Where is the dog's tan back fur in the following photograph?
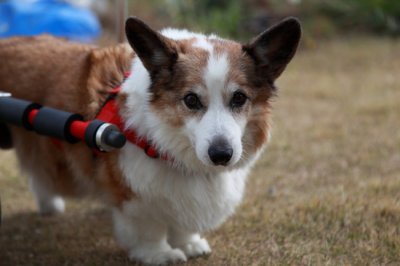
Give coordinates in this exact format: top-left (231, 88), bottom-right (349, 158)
top-left (0, 35), bottom-right (134, 204)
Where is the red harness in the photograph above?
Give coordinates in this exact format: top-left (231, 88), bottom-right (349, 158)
top-left (96, 72), bottom-right (169, 160)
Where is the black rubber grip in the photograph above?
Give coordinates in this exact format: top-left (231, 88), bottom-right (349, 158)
top-left (84, 119), bottom-right (104, 148)
top-left (33, 107), bottom-right (82, 143)
top-left (101, 125), bottom-right (126, 149)
top-left (0, 97), bottom-right (41, 130)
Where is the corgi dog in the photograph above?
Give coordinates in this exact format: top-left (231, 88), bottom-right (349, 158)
top-left (0, 17), bottom-right (301, 264)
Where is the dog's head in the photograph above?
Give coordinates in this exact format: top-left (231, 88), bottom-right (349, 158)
top-left (123, 17), bottom-right (301, 171)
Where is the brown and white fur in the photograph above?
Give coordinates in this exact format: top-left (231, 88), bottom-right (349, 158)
top-left (0, 17), bottom-right (301, 264)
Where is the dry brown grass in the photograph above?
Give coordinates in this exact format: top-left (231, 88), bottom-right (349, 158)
top-left (1, 37), bottom-right (400, 265)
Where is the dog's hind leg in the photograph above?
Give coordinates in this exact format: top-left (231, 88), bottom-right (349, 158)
top-left (168, 228), bottom-right (211, 258)
top-left (28, 175), bottom-right (65, 215)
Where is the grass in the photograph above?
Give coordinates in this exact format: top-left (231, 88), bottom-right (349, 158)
top-left (1, 36), bottom-right (400, 265)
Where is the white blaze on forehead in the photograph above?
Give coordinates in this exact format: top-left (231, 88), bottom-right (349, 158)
top-left (193, 38), bottom-right (213, 52)
top-left (204, 52), bottom-right (229, 96)
top-left (161, 28), bottom-right (206, 40)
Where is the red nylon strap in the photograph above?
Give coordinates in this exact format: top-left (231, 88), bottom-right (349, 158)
top-left (96, 94), bottom-right (123, 129)
top-left (96, 72), bottom-right (168, 160)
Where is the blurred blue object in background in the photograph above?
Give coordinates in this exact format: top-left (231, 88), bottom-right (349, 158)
top-left (0, 0), bottom-right (101, 43)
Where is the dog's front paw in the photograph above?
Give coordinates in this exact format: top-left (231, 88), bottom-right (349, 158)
top-left (179, 236), bottom-right (211, 258)
top-left (129, 247), bottom-right (187, 265)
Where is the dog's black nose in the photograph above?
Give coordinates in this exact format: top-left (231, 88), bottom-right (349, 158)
top-left (208, 137), bottom-right (233, 166)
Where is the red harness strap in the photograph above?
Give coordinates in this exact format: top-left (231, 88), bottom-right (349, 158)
top-left (96, 73), bottom-right (169, 160)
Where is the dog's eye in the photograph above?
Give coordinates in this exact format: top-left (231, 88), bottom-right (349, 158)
top-left (183, 93), bottom-right (203, 110)
top-left (230, 91), bottom-right (248, 109)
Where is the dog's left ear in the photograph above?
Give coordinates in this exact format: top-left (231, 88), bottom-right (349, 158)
top-left (125, 17), bottom-right (178, 75)
top-left (243, 17), bottom-right (301, 82)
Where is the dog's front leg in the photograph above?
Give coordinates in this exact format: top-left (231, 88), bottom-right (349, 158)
top-left (112, 207), bottom-right (187, 265)
top-left (168, 228), bottom-right (211, 258)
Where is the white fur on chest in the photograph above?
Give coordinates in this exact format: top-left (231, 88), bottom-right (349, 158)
top-left (119, 144), bottom-right (249, 232)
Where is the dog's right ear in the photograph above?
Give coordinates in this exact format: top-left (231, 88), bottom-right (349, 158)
top-left (125, 17), bottom-right (178, 75)
top-left (243, 17), bottom-right (301, 83)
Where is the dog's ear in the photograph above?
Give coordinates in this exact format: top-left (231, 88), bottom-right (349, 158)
top-left (125, 17), bottom-right (178, 75)
top-left (243, 17), bottom-right (301, 83)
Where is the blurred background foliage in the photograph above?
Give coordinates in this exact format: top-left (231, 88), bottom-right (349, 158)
top-left (112, 0), bottom-right (400, 44)
top-left (1, 0), bottom-right (398, 44)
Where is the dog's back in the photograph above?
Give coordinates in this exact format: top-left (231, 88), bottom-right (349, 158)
top-left (0, 35), bottom-right (134, 201)
top-left (0, 35), bottom-right (91, 148)
top-left (0, 35), bottom-right (134, 116)
top-left (0, 35), bottom-right (133, 146)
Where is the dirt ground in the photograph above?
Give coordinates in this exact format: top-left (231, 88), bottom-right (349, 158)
top-left (1, 37), bottom-right (400, 265)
